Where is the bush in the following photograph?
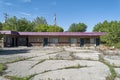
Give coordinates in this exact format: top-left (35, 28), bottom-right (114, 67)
top-left (115, 42), bottom-right (120, 48)
top-left (0, 64), bottom-right (7, 75)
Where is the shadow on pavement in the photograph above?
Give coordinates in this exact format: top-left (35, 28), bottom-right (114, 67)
top-left (0, 49), bottom-right (30, 55)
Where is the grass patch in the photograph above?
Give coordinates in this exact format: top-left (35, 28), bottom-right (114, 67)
top-left (63, 64), bottom-right (87, 69)
top-left (117, 75), bottom-right (120, 78)
top-left (47, 49), bottom-right (64, 55)
top-left (41, 70), bottom-right (52, 74)
top-left (5, 74), bottom-right (36, 80)
top-left (31, 59), bottom-right (46, 68)
top-left (6, 56), bottom-right (36, 64)
top-left (0, 64), bottom-right (7, 75)
top-left (99, 54), bottom-right (117, 80)
top-left (40, 64), bottom-right (87, 74)
top-left (111, 63), bottom-right (120, 68)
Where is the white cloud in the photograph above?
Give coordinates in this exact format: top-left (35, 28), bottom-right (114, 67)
top-left (20, 12), bottom-right (31, 16)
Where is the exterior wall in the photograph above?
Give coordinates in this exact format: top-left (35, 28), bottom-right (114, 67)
top-left (0, 37), bottom-right (4, 47)
top-left (2, 35), bottom-right (100, 47)
top-left (28, 36), bottom-right (43, 46)
top-left (58, 36), bottom-right (70, 46)
top-left (84, 36), bottom-right (99, 47)
top-left (3, 35), bottom-right (19, 47)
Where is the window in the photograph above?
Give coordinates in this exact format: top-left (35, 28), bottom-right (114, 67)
top-left (70, 38), bottom-right (77, 44)
top-left (6, 37), bottom-right (11, 44)
top-left (90, 38), bottom-right (94, 44)
top-left (50, 38), bottom-right (58, 44)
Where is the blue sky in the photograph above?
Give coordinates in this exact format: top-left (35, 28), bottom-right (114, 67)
top-left (0, 0), bottom-right (120, 32)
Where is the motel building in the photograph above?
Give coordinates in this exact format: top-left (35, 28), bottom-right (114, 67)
top-left (0, 31), bottom-right (105, 47)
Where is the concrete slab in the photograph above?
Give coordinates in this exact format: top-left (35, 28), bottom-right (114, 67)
top-left (104, 56), bottom-right (120, 66)
top-left (0, 76), bottom-right (9, 80)
top-left (115, 68), bottom-right (120, 76)
top-left (73, 53), bottom-right (100, 60)
top-left (0, 47), bottom-right (116, 80)
top-left (32, 67), bottom-right (109, 80)
top-left (29, 60), bottom-right (109, 78)
top-left (5, 61), bottom-right (39, 77)
top-left (115, 77), bottom-right (120, 80)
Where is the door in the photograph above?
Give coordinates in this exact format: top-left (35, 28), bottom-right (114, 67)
top-left (26, 37), bottom-right (28, 46)
top-left (80, 38), bottom-right (84, 47)
top-left (43, 38), bottom-right (48, 46)
top-left (18, 37), bottom-right (27, 46)
top-left (96, 38), bottom-right (100, 46)
top-left (16, 38), bottom-right (18, 46)
top-left (12, 38), bottom-right (14, 47)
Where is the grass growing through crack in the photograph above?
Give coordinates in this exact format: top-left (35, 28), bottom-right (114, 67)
top-left (63, 64), bottom-right (87, 69)
top-left (6, 56), bottom-right (36, 64)
top-left (40, 64), bottom-right (87, 74)
top-left (0, 63), bottom-right (7, 75)
top-left (5, 74), bottom-right (36, 80)
top-left (31, 59), bottom-right (46, 68)
top-left (111, 63), bottom-right (120, 68)
top-left (99, 54), bottom-right (117, 80)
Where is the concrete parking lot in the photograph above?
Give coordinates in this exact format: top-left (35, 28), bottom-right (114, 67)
top-left (0, 47), bottom-right (120, 80)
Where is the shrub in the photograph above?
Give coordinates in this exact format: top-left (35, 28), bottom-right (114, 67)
top-left (0, 64), bottom-right (7, 75)
top-left (115, 42), bottom-right (120, 48)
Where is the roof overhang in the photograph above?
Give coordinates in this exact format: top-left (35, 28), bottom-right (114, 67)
top-left (0, 31), bottom-right (106, 36)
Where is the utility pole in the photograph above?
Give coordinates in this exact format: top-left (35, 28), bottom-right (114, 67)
top-left (4, 13), bottom-right (9, 23)
top-left (54, 14), bottom-right (56, 32)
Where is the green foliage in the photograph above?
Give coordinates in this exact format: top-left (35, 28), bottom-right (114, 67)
top-left (33, 16), bottom-right (47, 26)
top-left (34, 25), bottom-right (64, 32)
top-left (5, 74), bottom-right (36, 80)
top-left (93, 20), bottom-right (120, 48)
top-left (47, 25), bottom-right (64, 32)
top-left (0, 22), bottom-right (2, 30)
top-left (17, 18), bottom-right (34, 31)
top-left (1, 14), bottom-right (64, 32)
top-left (68, 23), bottom-right (87, 32)
top-left (0, 64), bottom-right (7, 75)
top-left (2, 16), bottom-right (34, 32)
top-left (34, 24), bottom-right (48, 32)
top-left (115, 42), bottom-right (120, 49)
top-left (2, 16), bottom-right (17, 31)
top-left (99, 55), bottom-right (116, 80)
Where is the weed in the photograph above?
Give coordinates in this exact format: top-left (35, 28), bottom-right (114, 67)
top-left (31, 59), bottom-right (46, 68)
top-left (41, 70), bottom-right (52, 74)
top-left (5, 74), bottom-right (36, 80)
top-left (0, 63), bottom-right (7, 75)
top-left (63, 64), bottom-right (87, 69)
top-left (99, 54), bottom-right (117, 80)
top-left (6, 56), bottom-right (36, 64)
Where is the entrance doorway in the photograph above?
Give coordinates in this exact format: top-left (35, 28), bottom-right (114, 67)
top-left (80, 38), bottom-right (84, 47)
top-left (96, 38), bottom-right (100, 46)
top-left (43, 38), bottom-right (48, 46)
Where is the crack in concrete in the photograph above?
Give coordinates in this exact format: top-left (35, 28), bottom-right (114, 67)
top-left (29, 64), bottom-right (88, 80)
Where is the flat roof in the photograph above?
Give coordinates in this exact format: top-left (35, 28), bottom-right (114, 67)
top-left (0, 31), bottom-right (105, 36)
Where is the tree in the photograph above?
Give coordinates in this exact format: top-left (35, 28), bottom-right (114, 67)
top-left (47, 25), bottom-right (64, 32)
top-left (0, 22), bottom-right (2, 30)
top-left (93, 20), bottom-right (120, 48)
top-left (34, 25), bottom-right (64, 32)
top-left (17, 18), bottom-right (34, 31)
top-left (34, 24), bottom-right (48, 32)
top-left (33, 16), bottom-right (47, 26)
top-left (68, 23), bottom-right (87, 32)
top-left (2, 16), bottom-right (34, 32)
top-left (3, 13), bottom-right (9, 23)
top-left (1, 14), bottom-right (64, 32)
top-left (2, 16), bottom-right (18, 31)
